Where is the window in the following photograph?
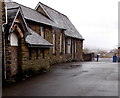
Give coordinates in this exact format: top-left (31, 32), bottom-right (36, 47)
top-left (10, 33), bottom-right (18, 46)
top-left (67, 38), bottom-right (71, 54)
top-left (40, 27), bottom-right (44, 38)
top-left (52, 30), bottom-right (55, 54)
top-left (75, 40), bottom-right (77, 54)
top-left (68, 38), bottom-right (71, 45)
top-left (29, 48), bottom-right (39, 60)
top-left (29, 48), bottom-right (32, 60)
top-left (41, 49), bottom-right (45, 59)
top-left (36, 49), bottom-right (38, 59)
top-left (64, 38), bottom-right (66, 54)
top-left (60, 33), bottom-right (62, 53)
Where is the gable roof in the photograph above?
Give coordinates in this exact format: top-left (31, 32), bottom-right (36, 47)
top-left (5, 7), bottom-right (19, 33)
top-left (35, 2), bottom-right (84, 40)
top-left (6, 6), bottom-right (53, 48)
top-left (5, 2), bottom-right (64, 29)
top-left (5, 7), bottom-right (29, 36)
top-left (35, 3), bottom-right (53, 21)
top-left (26, 28), bottom-right (53, 48)
top-left (6, 1), bottom-right (84, 40)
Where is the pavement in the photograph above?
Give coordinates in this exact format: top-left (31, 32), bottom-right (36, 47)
top-left (2, 58), bottom-right (118, 96)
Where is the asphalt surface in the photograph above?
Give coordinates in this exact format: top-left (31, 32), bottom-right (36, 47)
top-left (3, 59), bottom-right (118, 96)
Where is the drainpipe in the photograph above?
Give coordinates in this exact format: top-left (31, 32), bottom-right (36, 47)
top-left (2, 4), bottom-right (7, 80)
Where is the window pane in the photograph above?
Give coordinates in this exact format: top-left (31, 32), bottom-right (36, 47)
top-left (53, 31), bottom-right (55, 54)
top-left (10, 33), bottom-right (18, 46)
top-left (75, 41), bottom-right (77, 54)
top-left (68, 38), bottom-right (71, 45)
top-left (68, 45), bottom-right (71, 54)
top-left (67, 38), bottom-right (71, 54)
top-left (40, 27), bottom-right (44, 38)
top-left (60, 33), bottom-right (62, 53)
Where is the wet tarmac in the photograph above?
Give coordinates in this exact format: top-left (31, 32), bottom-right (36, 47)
top-left (3, 60), bottom-right (118, 96)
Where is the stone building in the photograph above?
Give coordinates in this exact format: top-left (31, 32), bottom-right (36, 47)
top-left (1, 0), bottom-right (6, 81)
top-left (0, 0), bottom-right (3, 71)
top-left (3, 1), bottom-right (84, 80)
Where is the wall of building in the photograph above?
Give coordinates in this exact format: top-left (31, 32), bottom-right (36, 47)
top-left (83, 53), bottom-right (94, 61)
top-left (5, 19), bottom-right (83, 80)
top-left (5, 22), bottom-right (52, 79)
top-left (28, 22), bottom-right (83, 64)
top-left (0, 0), bottom-right (5, 81)
top-left (0, 1), bottom-right (3, 69)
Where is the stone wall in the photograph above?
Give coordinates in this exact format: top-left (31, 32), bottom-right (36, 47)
top-left (0, 1), bottom-right (3, 69)
top-left (19, 38), bottom-right (51, 75)
top-left (5, 32), bottom-right (51, 79)
top-left (28, 22), bottom-right (83, 64)
top-left (0, 1), bottom-right (3, 94)
top-left (0, 0), bottom-right (5, 81)
top-left (5, 19), bottom-right (83, 79)
top-left (83, 53), bottom-right (94, 61)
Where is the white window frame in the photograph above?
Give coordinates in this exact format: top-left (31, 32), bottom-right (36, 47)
top-left (10, 33), bottom-right (18, 46)
top-left (52, 30), bottom-right (55, 54)
top-left (64, 38), bottom-right (66, 54)
top-left (40, 27), bottom-right (44, 38)
top-left (67, 38), bottom-right (71, 54)
top-left (60, 33), bottom-right (62, 53)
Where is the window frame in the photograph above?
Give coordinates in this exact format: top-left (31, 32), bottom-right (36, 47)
top-left (75, 40), bottom-right (77, 54)
top-left (60, 32), bottom-right (62, 54)
top-left (52, 30), bottom-right (56, 55)
top-left (40, 26), bottom-right (45, 38)
top-left (10, 33), bottom-right (18, 46)
top-left (67, 38), bottom-right (71, 54)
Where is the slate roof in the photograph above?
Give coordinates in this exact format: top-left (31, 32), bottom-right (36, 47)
top-left (5, 6), bottom-right (53, 48)
top-left (5, 2), bottom-right (64, 29)
top-left (5, 1), bottom-right (84, 40)
top-left (5, 7), bottom-right (18, 33)
top-left (26, 28), bottom-right (53, 47)
top-left (36, 2), bottom-right (84, 40)
top-left (6, 7), bottom-right (30, 37)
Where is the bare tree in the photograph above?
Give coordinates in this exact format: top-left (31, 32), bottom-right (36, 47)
top-left (83, 48), bottom-right (91, 53)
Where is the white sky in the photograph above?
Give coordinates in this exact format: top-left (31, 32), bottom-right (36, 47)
top-left (10, 0), bottom-right (119, 51)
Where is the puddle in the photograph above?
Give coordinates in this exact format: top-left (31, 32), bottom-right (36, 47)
top-left (72, 70), bottom-right (89, 77)
top-left (62, 65), bottom-right (82, 69)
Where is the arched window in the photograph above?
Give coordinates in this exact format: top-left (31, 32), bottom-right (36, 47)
top-left (10, 33), bottom-right (18, 46)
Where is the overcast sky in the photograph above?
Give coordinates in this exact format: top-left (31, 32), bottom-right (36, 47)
top-left (9, 0), bottom-right (119, 51)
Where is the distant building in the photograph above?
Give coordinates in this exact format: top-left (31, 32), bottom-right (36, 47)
top-left (83, 53), bottom-right (94, 61)
top-left (2, 1), bottom-right (84, 80)
top-left (118, 47), bottom-right (120, 62)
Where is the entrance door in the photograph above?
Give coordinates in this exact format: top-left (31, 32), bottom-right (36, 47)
top-left (10, 32), bottom-right (19, 75)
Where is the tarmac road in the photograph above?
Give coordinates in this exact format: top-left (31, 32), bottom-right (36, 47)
top-left (3, 60), bottom-right (118, 96)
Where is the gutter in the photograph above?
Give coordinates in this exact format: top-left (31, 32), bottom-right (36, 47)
top-left (28, 44), bottom-right (53, 48)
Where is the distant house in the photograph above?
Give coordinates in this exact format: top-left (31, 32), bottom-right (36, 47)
top-left (2, 1), bottom-right (84, 80)
top-left (83, 53), bottom-right (94, 61)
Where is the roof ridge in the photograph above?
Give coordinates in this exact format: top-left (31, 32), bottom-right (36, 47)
top-left (39, 2), bottom-right (68, 18)
top-left (7, 5), bottom-right (29, 35)
top-left (6, 2), bottom-right (41, 15)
